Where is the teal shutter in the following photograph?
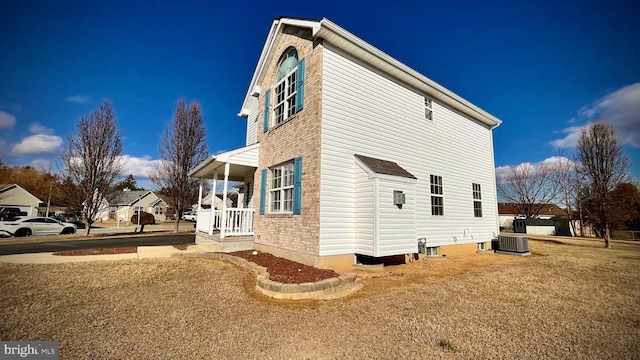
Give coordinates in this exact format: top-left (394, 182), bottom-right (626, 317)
top-left (259, 169), bottom-right (267, 215)
top-left (295, 58), bottom-right (305, 113)
top-left (293, 157), bottom-right (302, 215)
top-left (263, 89), bottom-right (270, 133)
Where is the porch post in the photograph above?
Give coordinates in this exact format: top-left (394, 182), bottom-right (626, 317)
top-left (209, 172), bottom-right (218, 235)
top-left (220, 162), bottom-right (230, 239)
top-left (197, 180), bottom-right (203, 212)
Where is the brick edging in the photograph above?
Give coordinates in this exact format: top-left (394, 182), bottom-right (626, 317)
top-left (173, 252), bottom-right (362, 300)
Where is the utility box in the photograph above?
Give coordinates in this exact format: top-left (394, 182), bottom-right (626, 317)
top-left (498, 234), bottom-right (529, 254)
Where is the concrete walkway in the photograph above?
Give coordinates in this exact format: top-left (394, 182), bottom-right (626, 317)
top-left (0, 244), bottom-right (213, 264)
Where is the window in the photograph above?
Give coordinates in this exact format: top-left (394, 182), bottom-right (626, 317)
top-left (424, 97), bottom-right (433, 121)
top-left (477, 242), bottom-right (486, 251)
top-left (473, 183), bottom-right (482, 217)
top-left (430, 175), bottom-right (443, 216)
top-left (274, 48), bottom-right (298, 126)
top-left (270, 161), bottom-right (294, 213)
top-left (134, 206), bottom-right (144, 212)
top-left (426, 247), bottom-right (439, 256)
top-left (260, 157), bottom-right (302, 215)
top-left (155, 206), bottom-right (163, 215)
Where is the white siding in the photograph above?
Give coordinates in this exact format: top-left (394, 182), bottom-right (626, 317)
top-left (354, 164), bottom-right (374, 255)
top-left (245, 96), bottom-right (258, 146)
top-left (319, 44), bottom-right (499, 256)
top-left (376, 179), bottom-right (417, 257)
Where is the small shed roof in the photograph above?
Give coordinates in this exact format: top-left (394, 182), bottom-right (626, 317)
top-left (354, 154), bottom-right (416, 179)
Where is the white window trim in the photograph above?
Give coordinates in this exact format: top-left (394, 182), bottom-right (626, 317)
top-left (424, 97), bottom-right (433, 121)
top-left (430, 175), bottom-right (444, 216)
top-left (274, 67), bottom-right (297, 127)
top-left (426, 246), bottom-right (439, 256)
top-left (269, 161), bottom-right (294, 213)
top-left (473, 183), bottom-right (482, 217)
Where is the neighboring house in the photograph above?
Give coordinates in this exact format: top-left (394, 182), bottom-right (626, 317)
top-left (199, 193), bottom-right (233, 211)
top-left (109, 189), bottom-right (169, 223)
top-left (498, 203), bottom-right (566, 231)
top-left (189, 17), bottom-right (502, 270)
top-left (0, 184), bottom-right (43, 216)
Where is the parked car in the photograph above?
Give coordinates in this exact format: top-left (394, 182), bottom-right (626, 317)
top-left (0, 207), bottom-right (27, 221)
top-left (181, 211), bottom-right (197, 222)
top-left (52, 213), bottom-right (86, 229)
top-left (0, 216), bottom-right (77, 237)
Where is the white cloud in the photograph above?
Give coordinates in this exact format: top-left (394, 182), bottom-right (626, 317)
top-left (496, 156), bottom-right (574, 184)
top-left (551, 83), bottom-right (640, 149)
top-left (12, 134), bottom-right (63, 155)
top-left (30, 158), bottom-right (52, 171)
top-left (28, 122), bottom-right (54, 135)
top-left (0, 111), bottom-right (16, 129)
top-left (118, 155), bottom-right (163, 179)
top-left (549, 126), bottom-right (584, 149)
top-left (64, 95), bottom-right (92, 104)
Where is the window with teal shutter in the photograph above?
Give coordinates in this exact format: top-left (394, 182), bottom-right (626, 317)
top-left (263, 89), bottom-right (270, 133)
top-left (293, 157), bottom-right (302, 215)
top-left (259, 169), bottom-right (267, 215)
top-left (295, 58), bottom-right (305, 113)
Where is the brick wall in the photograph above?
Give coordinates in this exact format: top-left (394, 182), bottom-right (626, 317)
top-left (252, 25), bottom-right (323, 256)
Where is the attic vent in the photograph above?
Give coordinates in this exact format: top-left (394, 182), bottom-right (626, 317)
top-left (498, 234), bottom-right (529, 253)
top-left (393, 190), bottom-right (405, 205)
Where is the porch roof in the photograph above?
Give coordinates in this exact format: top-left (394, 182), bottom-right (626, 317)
top-left (189, 143), bottom-right (259, 181)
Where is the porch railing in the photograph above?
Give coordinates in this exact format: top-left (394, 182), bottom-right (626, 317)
top-left (196, 208), bottom-right (254, 237)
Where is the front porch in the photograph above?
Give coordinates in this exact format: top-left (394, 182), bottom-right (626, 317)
top-left (194, 230), bottom-right (254, 252)
top-left (189, 143), bottom-right (259, 242)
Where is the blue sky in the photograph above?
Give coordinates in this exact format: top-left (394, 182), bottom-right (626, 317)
top-left (1, 0), bottom-right (639, 189)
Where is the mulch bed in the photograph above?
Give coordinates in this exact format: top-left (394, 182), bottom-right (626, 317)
top-left (53, 247), bottom-right (137, 256)
top-left (229, 250), bottom-right (339, 284)
top-left (50, 246), bottom-right (339, 284)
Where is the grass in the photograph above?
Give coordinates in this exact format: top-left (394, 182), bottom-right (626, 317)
top-left (1, 239), bottom-right (639, 359)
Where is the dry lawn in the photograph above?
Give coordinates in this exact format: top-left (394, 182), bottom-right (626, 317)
top-left (1, 239), bottom-right (639, 359)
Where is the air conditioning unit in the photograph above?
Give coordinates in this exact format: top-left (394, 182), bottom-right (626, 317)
top-left (498, 234), bottom-right (528, 253)
top-left (393, 190), bottom-right (405, 205)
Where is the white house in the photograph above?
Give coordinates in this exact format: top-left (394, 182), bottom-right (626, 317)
top-left (0, 184), bottom-right (43, 216)
top-left (108, 190), bottom-right (169, 223)
top-left (190, 17), bottom-right (502, 270)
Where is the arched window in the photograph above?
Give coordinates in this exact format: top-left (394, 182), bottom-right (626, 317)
top-left (274, 47), bottom-right (299, 125)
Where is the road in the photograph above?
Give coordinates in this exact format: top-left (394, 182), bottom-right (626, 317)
top-left (0, 233), bottom-right (195, 255)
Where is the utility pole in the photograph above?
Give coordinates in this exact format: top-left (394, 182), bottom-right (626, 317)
top-left (45, 182), bottom-right (52, 217)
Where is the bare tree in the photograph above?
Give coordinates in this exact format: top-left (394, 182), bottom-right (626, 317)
top-left (554, 156), bottom-right (584, 236)
top-left (151, 99), bottom-right (208, 233)
top-left (575, 121), bottom-right (629, 248)
top-left (497, 161), bottom-right (561, 218)
top-left (62, 100), bottom-right (123, 235)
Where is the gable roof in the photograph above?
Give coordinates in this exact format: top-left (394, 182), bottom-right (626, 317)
top-left (0, 183), bottom-right (43, 204)
top-left (498, 203), bottom-right (566, 217)
top-left (354, 154), bottom-right (416, 179)
top-left (238, 17), bottom-right (502, 128)
top-left (110, 190), bottom-right (155, 206)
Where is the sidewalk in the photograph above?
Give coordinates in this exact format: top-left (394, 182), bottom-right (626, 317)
top-left (0, 244), bottom-right (212, 264)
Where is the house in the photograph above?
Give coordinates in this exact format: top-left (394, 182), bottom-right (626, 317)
top-left (189, 17), bottom-right (502, 270)
top-left (498, 203), bottom-right (566, 231)
top-left (199, 193), bottom-right (234, 211)
top-left (0, 184), bottom-right (43, 216)
top-left (108, 189), bottom-right (169, 223)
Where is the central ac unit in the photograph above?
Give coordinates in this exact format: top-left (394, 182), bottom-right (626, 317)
top-left (498, 234), bottom-right (529, 253)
